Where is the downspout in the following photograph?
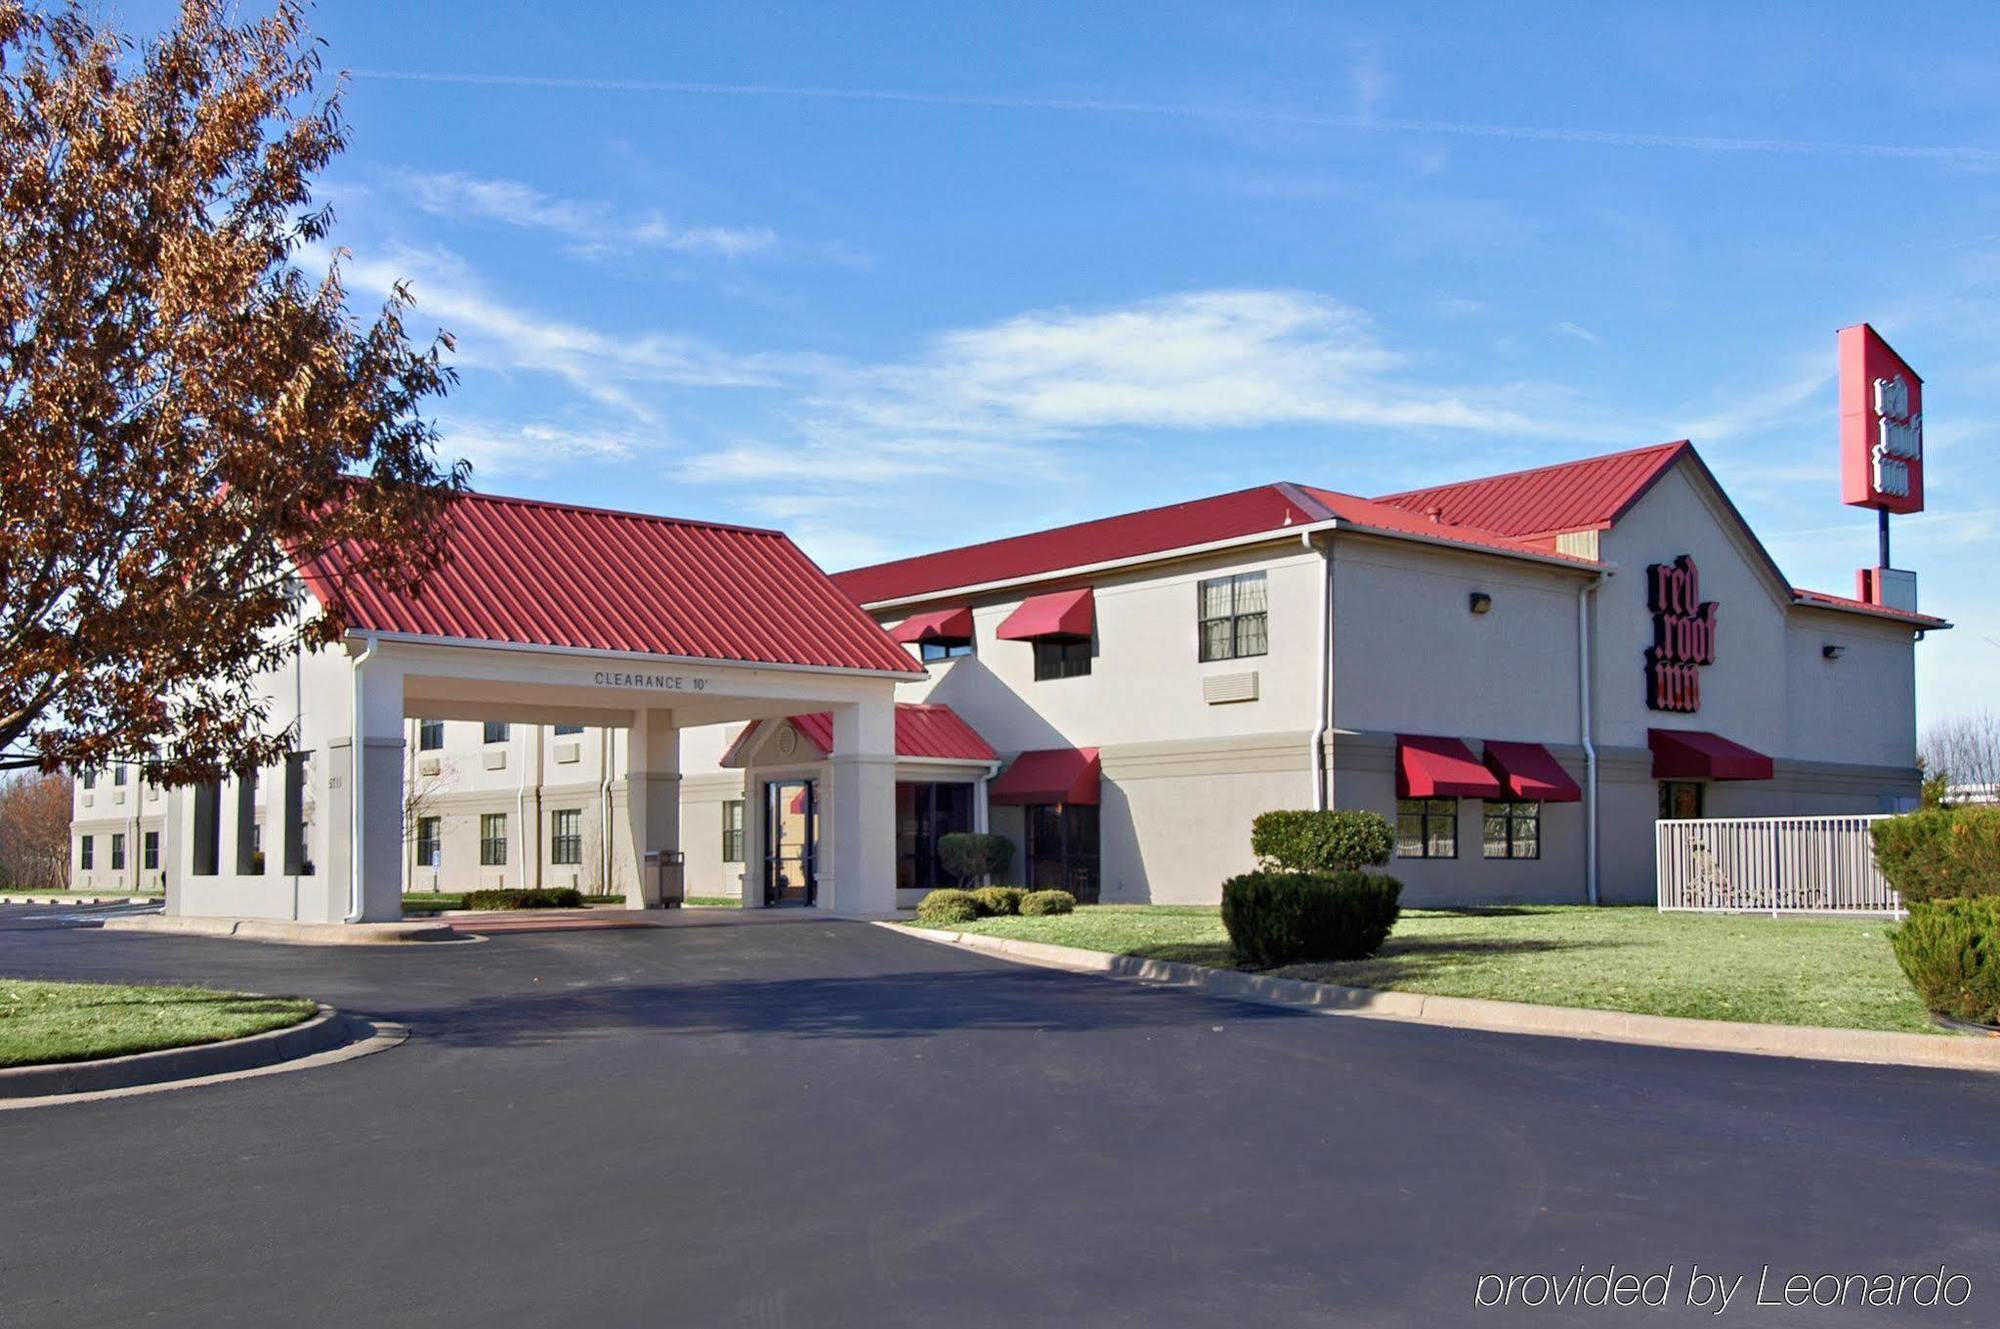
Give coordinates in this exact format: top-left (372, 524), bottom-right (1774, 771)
top-left (345, 632), bottom-right (379, 922)
top-left (1305, 530), bottom-right (1335, 810)
top-left (1577, 580), bottom-right (1600, 906)
top-left (598, 726), bottom-right (615, 894)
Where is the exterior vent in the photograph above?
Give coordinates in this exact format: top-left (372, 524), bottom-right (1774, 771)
top-left (418, 756), bottom-right (442, 777)
top-left (483, 749), bottom-right (507, 771)
top-left (112, 790), bottom-right (125, 805)
top-left (81, 793), bottom-right (93, 808)
top-left (554, 741), bottom-right (581, 764)
top-left (1203, 671), bottom-right (1260, 705)
top-left (1554, 529), bottom-right (1600, 560)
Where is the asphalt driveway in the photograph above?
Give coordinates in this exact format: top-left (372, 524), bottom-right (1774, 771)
top-left (0, 905), bottom-right (1995, 1328)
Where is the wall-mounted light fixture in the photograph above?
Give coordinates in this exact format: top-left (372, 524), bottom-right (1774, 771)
top-left (1822, 643), bottom-right (1845, 660)
top-left (1469, 592), bottom-right (1493, 615)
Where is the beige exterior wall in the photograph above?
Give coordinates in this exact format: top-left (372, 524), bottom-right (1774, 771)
top-left (70, 765), bottom-right (169, 893)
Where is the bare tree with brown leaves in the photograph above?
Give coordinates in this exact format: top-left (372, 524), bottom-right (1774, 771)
top-left (0, 769), bottom-right (71, 888)
top-left (0, 1), bottom-right (465, 784)
top-left (1922, 710), bottom-right (2000, 801)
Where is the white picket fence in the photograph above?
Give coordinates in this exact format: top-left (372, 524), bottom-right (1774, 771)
top-left (1655, 814), bottom-right (1903, 916)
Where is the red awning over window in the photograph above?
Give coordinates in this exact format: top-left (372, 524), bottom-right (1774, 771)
top-left (1648, 729), bottom-right (1774, 781)
top-left (890, 607), bottom-right (974, 644)
top-left (996, 588), bottom-right (1094, 640)
top-left (1483, 740), bottom-right (1583, 803)
top-left (990, 747), bottom-right (1100, 805)
top-left (1396, 734), bottom-right (1504, 799)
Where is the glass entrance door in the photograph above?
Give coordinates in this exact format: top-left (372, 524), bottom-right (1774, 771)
top-left (764, 779), bottom-right (818, 907)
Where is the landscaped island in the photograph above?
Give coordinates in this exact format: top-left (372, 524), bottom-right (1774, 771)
top-left (908, 904), bottom-right (1935, 1035)
top-left (0, 978), bottom-right (316, 1068)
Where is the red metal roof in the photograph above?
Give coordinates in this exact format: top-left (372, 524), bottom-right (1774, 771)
top-left (1289, 487), bottom-right (1592, 562)
top-left (300, 491), bottom-right (919, 675)
top-left (830, 486), bottom-right (1324, 606)
top-left (720, 703), bottom-right (997, 765)
top-left (1649, 728), bottom-right (1774, 781)
top-left (1789, 587), bottom-right (1950, 628)
top-left (1483, 740), bottom-right (1583, 803)
top-left (1372, 441), bottom-right (1690, 539)
top-left (1397, 734), bottom-right (1504, 799)
top-left (990, 747), bottom-right (1101, 806)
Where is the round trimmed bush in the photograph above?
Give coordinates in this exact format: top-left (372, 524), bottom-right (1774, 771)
top-left (1872, 806), bottom-right (2000, 903)
top-left (915, 888), bottom-right (983, 925)
top-left (1019, 889), bottom-right (1076, 916)
top-left (1251, 810), bottom-right (1396, 873)
top-left (1220, 870), bottom-right (1402, 967)
top-left (1891, 897), bottom-right (2000, 1025)
top-left (972, 886), bottom-right (1025, 916)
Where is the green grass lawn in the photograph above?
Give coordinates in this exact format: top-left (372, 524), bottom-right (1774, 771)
top-left (0, 978), bottom-right (316, 1068)
top-left (685, 895), bottom-right (742, 908)
top-left (913, 903), bottom-right (1934, 1034)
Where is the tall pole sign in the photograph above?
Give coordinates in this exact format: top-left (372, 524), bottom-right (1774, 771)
top-left (1838, 324), bottom-right (1924, 608)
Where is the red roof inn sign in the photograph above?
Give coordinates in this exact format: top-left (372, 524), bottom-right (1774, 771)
top-left (1645, 555), bottom-right (1716, 713)
top-left (1840, 324), bottom-right (1925, 514)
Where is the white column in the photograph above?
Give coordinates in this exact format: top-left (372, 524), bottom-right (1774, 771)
top-left (826, 695), bottom-right (897, 916)
top-left (620, 708), bottom-right (681, 908)
top-left (741, 776), bottom-right (768, 908)
top-left (349, 653), bottom-right (406, 922)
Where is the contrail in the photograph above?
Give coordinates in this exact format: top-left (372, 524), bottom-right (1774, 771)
top-left (348, 69), bottom-right (2000, 166)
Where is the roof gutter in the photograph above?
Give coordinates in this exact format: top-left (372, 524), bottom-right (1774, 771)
top-left (342, 630), bottom-right (928, 681)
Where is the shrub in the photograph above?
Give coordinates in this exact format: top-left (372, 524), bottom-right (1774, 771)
top-left (1251, 810), bottom-right (1396, 873)
top-left (1891, 897), bottom-right (2000, 1025)
top-left (1019, 889), bottom-right (1076, 916)
top-left (461, 887), bottom-right (586, 911)
top-left (1871, 806), bottom-right (2000, 903)
top-left (972, 886), bottom-right (1025, 916)
top-left (938, 832), bottom-right (1015, 887)
top-left (1220, 870), bottom-right (1402, 967)
top-left (915, 888), bottom-right (983, 925)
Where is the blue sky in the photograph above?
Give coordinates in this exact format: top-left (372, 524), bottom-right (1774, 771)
top-left (138, 2), bottom-right (2000, 720)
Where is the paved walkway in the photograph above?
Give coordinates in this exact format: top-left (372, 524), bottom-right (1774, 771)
top-left (1, 904), bottom-right (1996, 1327)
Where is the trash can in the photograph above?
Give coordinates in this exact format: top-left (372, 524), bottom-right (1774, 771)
top-left (643, 850), bottom-right (687, 908)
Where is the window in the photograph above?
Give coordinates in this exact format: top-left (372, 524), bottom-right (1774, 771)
top-left (143, 830), bottom-right (160, 871)
top-left (236, 769), bottom-right (262, 874)
top-left (895, 782), bottom-right (975, 891)
top-left (483, 721), bottom-right (511, 744)
top-left (1032, 636), bottom-right (1092, 680)
top-left (416, 816), bottom-right (441, 869)
top-left (1396, 798), bottom-right (1458, 858)
top-left (191, 780), bottom-right (221, 875)
top-left (1658, 781), bottom-right (1704, 820)
top-left (721, 800), bottom-right (746, 863)
top-left (920, 639), bottom-right (974, 663)
top-left (1198, 571), bottom-right (1269, 661)
top-left (113, 765), bottom-right (127, 787)
top-left (553, 724), bottom-right (584, 736)
top-left (479, 813), bottom-right (508, 866)
top-left (283, 752), bottom-right (314, 876)
top-left (80, 770), bottom-right (95, 790)
top-left (551, 809), bottom-right (583, 865)
top-left (79, 835), bottom-right (94, 870)
top-left (1483, 802), bottom-right (1540, 860)
top-left (419, 720), bottom-right (444, 750)
top-left (111, 832), bottom-right (126, 870)
top-left (1026, 803), bottom-right (1100, 902)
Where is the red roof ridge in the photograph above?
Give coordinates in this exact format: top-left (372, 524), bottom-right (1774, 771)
top-left (1372, 439), bottom-right (1690, 507)
top-left (449, 487), bottom-right (788, 542)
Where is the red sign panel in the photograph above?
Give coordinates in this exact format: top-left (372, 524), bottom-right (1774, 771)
top-left (1646, 555), bottom-right (1716, 714)
top-left (1839, 323), bottom-right (1924, 514)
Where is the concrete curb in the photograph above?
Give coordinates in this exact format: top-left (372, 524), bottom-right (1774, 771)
top-left (100, 914), bottom-right (468, 946)
top-left (0, 895), bottom-right (159, 906)
top-left (880, 923), bottom-right (2000, 1075)
top-left (0, 1004), bottom-right (400, 1104)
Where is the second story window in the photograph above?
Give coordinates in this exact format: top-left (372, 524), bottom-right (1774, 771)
top-left (113, 765), bottom-right (127, 787)
top-left (553, 724), bottom-right (584, 736)
top-left (1198, 571), bottom-right (1269, 662)
top-left (920, 639), bottom-right (974, 663)
top-left (80, 770), bottom-right (96, 790)
top-left (419, 720), bottom-right (444, 750)
top-left (483, 721), bottom-right (511, 744)
top-left (1033, 636), bottom-right (1091, 680)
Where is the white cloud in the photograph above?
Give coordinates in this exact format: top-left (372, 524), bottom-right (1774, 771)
top-left (1675, 361), bottom-right (1832, 441)
top-left (1552, 320), bottom-right (1601, 344)
top-left (397, 170), bottom-right (777, 259)
top-left (439, 419), bottom-right (650, 481)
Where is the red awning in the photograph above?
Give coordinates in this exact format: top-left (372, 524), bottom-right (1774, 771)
top-left (1483, 740), bottom-right (1583, 803)
top-left (990, 747), bottom-right (1100, 805)
top-left (1397, 734), bottom-right (1504, 799)
top-left (996, 588), bottom-right (1094, 640)
top-left (1649, 729), bottom-right (1774, 781)
top-left (889, 606), bottom-right (974, 644)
